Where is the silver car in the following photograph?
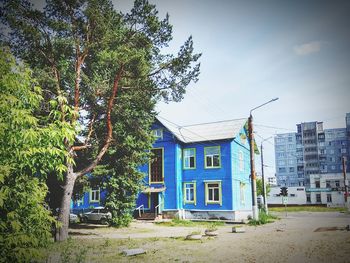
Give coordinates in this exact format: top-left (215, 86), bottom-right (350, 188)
top-left (80, 207), bottom-right (111, 224)
top-left (69, 213), bottom-right (79, 224)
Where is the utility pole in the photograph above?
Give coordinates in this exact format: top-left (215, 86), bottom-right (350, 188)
top-left (248, 115), bottom-right (258, 220)
top-left (260, 142), bottom-right (268, 214)
top-left (248, 98), bottom-right (278, 221)
top-left (342, 156), bottom-right (348, 206)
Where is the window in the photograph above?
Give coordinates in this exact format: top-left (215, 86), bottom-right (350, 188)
top-left (315, 181), bottom-right (320, 188)
top-left (239, 151), bottom-right (244, 171)
top-left (205, 181), bottom-right (222, 205)
top-left (278, 160), bottom-right (286, 166)
top-left (90, 188), bottom-right (100, 203)
top-left (306, 194), bottom-right (311, 203)
top-left (240, 182), bottom-right (245, 205)
top-left (204, 146), bottom-right (221, 168)
top-left (152, 129), bottom-right (163, 140)
top-left (183, 182), bottom-right (196, 205)
top-left (76, 196), bottom-right (84, 206)
top-left (335, 180), bottom-right (340, 187)
top-left (183, 148), bottom-right (196, 169)
top-left (278, 167), bottom-right (286, 173)
top-left (316, 194), bottom-right (321, 203)
top-left (150, 148), bottom-right (163, 183)
top-left (327, 194), bottom-right (332, 203)
top-left (289, 167), bottom-right (295, 173)
top-left (326, 180), bottom-right (331, 188)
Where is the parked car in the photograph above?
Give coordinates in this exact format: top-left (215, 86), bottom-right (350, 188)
top-left (80, 207), bottom-right (111, 224)
top-left (69, 213), bottom-right (79, 224)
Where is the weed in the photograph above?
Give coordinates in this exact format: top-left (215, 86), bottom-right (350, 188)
top-left (103, 239), bottom-right (111, 247)
top-left (59, 238), bottom-right (87, 263)
top-left (248, 210), bottom-right (278, 226)
top-left (206, 223), bottom-right (218, 232)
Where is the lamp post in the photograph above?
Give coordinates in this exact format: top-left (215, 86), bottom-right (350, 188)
top-left (248, 98), bottom-right (278, 220)
top-left (261, 136), bottom-right (272, 214)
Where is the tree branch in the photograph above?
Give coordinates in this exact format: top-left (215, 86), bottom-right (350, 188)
top-left (75, 66), bottom-right (124, 177)
top-left (71, 114), bottom-right (96, 152)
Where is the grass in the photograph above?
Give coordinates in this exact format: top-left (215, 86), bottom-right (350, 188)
top-left (248, 210), bottom-right (278, 226)
top-left (155, 218), bottom-right (225, 228)
top-left (269, 206), bottom-right (347, 213)
top-left (34, 235), bottom-right (210, 262)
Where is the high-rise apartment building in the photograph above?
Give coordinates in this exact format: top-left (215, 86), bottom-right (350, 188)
top-left (275, 113), bottom-right (350, 187)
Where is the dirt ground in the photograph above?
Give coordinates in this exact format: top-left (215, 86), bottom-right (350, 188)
top-left (64, 211), bottom-right (350, 263)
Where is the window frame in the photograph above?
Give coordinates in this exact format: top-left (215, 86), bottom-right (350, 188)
top-left (153, 129), bottom-right (163, 140)
top-left (76, 195), bottom-right (84, 206)
top-left (149, 147), bottom-right (164, 184)
top-left (327, 194), bottom-right (332, 203)
top-left (183, 148), bottom-right (196, 170)
top-left (204, 146), bottom-right (221, 169)
top-left (240, 182), bottom-right (245, 205)
top-left (316, 193), bottom-right (321, 203)
top-left (183, 182), bottom-right (196, 205)
top-left (205, 181), bottom-right (222, 205)
top-left (89, 188), bottom-right (100, 203)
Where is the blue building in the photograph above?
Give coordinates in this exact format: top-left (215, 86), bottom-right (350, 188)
top-left (70, 186), bottom-right (107, 214)
top-left (136, 118), bottom-right (252, 221)
top-left (71, 117), bottom-right (253, 221)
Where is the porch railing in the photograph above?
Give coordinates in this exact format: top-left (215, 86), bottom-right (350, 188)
top-left (155, 202), bottom-right (162, 218)
top-left (135, 204), bottom-right (144, 217)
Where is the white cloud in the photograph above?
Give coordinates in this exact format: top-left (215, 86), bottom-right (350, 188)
top-left (293, 41), bottom-right (321, 56)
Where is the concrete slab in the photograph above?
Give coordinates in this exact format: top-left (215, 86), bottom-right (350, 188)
top-left (122, 248), bottom-right (146, 256)
top-left (232, 227), bottom-right (245, 233)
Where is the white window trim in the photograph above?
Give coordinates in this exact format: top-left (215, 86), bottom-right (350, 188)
top-left (204, 181), bottom-right (222, 206)
top-left (90, 188), bottom-right (100, 203)
top-left (183, 182), bottom-right (196, 205)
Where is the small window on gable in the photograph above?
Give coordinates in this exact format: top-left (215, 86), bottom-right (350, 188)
top-left (153, 129), bottom-right (163, 140)
top-left (183, 148), bottom-right (196, 169)
top-left (205, 146), bottom-right (221, 168)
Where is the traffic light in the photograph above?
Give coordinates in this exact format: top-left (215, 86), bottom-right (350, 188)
top-left (280, 187), bottom-right (288, 196)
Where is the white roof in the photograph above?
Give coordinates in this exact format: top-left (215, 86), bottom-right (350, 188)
top-left (158, 118), bottom-right (247, 143)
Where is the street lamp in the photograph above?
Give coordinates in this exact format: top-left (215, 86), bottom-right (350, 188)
top-left (248, 98), bottom-right (278, 220)
top-left (261, 136), bottom-right (272, 214)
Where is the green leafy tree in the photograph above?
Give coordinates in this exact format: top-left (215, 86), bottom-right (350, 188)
top-left (0, 47), bottom-right (70, 262)
top-left (256, 178), bottom-right (271, 197)
top-left (2, 0), bottom-right (201, 240)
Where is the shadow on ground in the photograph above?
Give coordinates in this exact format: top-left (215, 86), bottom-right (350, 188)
top-left (69, 223), bottom-right (108, 230)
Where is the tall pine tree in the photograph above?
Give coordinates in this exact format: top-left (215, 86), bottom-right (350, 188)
top-left (2, 0), bottom-right (201, 241)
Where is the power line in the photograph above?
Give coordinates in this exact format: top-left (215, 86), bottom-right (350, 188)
top-left (254, 123), bottom-right (295, 132)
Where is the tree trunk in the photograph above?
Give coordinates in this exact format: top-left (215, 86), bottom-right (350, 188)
top-left (55, 164), bottom-right (77, 241)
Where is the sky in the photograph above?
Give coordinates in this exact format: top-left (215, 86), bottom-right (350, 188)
top-left (115, 0), bottom-right (350, 178)
top-left (29, 0), bottom-right (350, 178)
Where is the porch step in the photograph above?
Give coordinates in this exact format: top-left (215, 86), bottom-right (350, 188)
top-left (136, 212), bottom-right (161, 221)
